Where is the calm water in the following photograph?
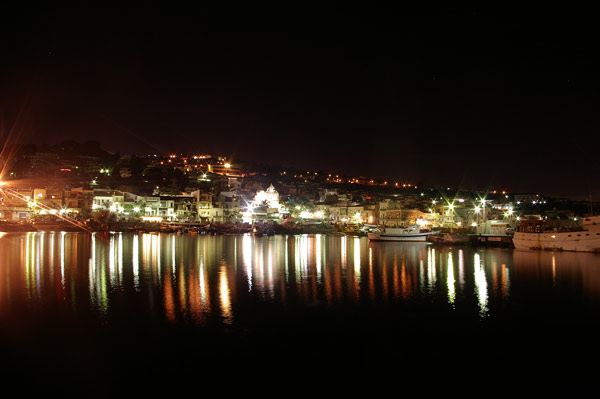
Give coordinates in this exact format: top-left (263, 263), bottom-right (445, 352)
top-left (1, 231), bottom-right (600, 393)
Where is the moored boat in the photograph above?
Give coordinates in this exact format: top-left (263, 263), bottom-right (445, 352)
top-left (428, 232), bottom-right (471, 245)
top-left (368, 225), bottom-right (440, 242)
top-left (512, 215), bottom-right (600, 252)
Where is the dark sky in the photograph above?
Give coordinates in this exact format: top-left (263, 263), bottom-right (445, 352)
top-left (1, 4), bottom-right (599, 200)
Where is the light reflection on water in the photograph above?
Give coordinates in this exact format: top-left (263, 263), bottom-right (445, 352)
top-left (2, 231), bottom-right (600, 325)
top-left (2, 231), bottom-right (600, 391)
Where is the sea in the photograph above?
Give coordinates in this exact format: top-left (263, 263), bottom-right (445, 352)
top-left (1, 231), bottom-right (599, 394)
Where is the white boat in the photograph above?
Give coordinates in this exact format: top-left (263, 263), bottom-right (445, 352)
top-left (368, 225), bottom-right (440, 242)
top-left (512, 215), bottom-right (600, 252)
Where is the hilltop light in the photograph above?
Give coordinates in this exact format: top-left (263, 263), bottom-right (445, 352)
top-left (224, 163), bottom-right (231, 168)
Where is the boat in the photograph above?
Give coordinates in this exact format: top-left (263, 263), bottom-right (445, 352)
top-left (368, 225), bottom-right (440, 242)
top-left (428, 232), bottom-right (471, 245)
top-left (512, 215), bottom-right (600, 252)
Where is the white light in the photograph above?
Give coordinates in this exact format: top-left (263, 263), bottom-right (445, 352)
top-left (142, 216), bottom-right (162, 222)
top-left (300, 211), bottom-right (311, 219)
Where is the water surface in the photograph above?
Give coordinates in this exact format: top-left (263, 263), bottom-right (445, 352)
top-left (1, 231), bottom-right (599, 392)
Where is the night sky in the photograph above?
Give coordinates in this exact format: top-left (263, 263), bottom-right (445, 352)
top-left (1, 4), bottom-right (599, 200)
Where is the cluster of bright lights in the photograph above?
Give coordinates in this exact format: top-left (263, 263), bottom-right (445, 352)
top-left (142, 216), bottom-right (162, 222)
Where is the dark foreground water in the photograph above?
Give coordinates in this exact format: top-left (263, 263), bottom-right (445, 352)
top-left (1, 231), bottom-right (600, 394)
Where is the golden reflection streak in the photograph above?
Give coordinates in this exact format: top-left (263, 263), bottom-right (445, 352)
top-left (133, 234), bottom-right (140, 291)
top-left (447, 251), bottom-right (455, 305)
top-left (473, 252), bottom-right (489, 317)
top-left (267, 241), bottom-right (274, 300)
top-left (316, 234), bottom-right (322, 279)
top-left (164, 270), bottom-right (176, 322)
top-left (552, 254), bottom-right (557, 286)
top-left (400, 256), bottom-right (412, 300)
top-left (60, 231), bottom-right (66, 289)
top-left (89, 233), bottom-right (108, 314)
top-left (156, 234), bottom-right (162, 284)
top-left (353, 237), bottom-right (361, 280)
top-left (428, 247), bottom-right (436, 292)
top-left (392, 251), bottom-right (400, 299)
top-left (243, 234), bottom-right (252, 291)
top-left (219, 262), bottom-right (233, 324)
top-left (178, 246), bottom-right (187, 319)
top-left (171, 235), bottom-right (177, 279)
top-left (501, 263), bottom-right (510, 299)
top-left (458, 249), bottom-right (465, 291)
top-left (35, 232), bottom-right (42, 298)
top-left (118, 232), bottom-right (123, 284)
top-left (368, 246), bottom-right (375, 301)
top-left (341, 235), bottom-right (347, 269)
top-left (25, 232), bottom-right (34, 299)
top-left (256, 240), bottom-right (264, 298)
top-left (199, 258), bottom-right (210, 314)
top-left (187, 258), bottom-right (203, 323)
top-left (109, 234), bottom-right (115, 286)
top-left (48, 232), bottom-right (55, 283)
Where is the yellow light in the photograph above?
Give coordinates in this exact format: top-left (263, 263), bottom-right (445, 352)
top-left (224, 163), bottom-right (231, 168)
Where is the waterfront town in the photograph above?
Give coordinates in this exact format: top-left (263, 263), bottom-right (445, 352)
top-left (0, 141), bottom-right (596, 240)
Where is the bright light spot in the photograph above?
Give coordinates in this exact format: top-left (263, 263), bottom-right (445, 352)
top-left (109, 205), bottom-right (117, 212)
top-left (224, 163), bottom-right (231, 168)
top-left (300, 210), bottom-right (311, 219)
top-left (133, 207), bottom-right (140, 212)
